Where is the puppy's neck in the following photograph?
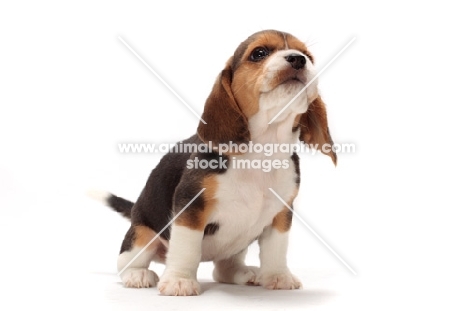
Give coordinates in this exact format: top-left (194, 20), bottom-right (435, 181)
top-left (248, 92), bottom-right (307, 146)
top-left (248, 112), bottom-right (300, 146)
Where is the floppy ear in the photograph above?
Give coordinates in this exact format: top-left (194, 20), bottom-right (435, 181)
top-left (299, 95), bottom-right (337, 165)
top-left (197, 58), bottom-right (250, 149)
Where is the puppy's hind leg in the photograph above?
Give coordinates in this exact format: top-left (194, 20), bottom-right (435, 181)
top-left (117, 225), bottom-right (164, 288)
top-left (213, 248), bottom-right (260, 286)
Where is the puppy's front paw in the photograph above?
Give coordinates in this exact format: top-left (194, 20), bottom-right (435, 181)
top-left (120, 268), bottom-right (158, 288)
top-left (158, 275), bottom-right (201, 296)
top-left (259, 271), bottom-right (302, 290)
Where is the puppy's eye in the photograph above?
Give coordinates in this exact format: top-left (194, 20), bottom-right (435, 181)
top-left (250, 47), bottom-right (269, 62)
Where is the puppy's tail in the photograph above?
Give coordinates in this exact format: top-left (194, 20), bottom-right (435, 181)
top-left (87, 190), bottom-right (133, 219)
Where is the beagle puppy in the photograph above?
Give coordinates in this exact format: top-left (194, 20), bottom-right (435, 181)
top-left (98, 29), bottom-right (336, 296)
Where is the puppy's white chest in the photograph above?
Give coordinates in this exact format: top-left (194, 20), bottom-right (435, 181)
top-left (201, 152), bottom-right (297, 261)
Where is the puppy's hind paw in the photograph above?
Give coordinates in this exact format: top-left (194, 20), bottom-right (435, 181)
top-left (213, 265), bottom-right (260, 286)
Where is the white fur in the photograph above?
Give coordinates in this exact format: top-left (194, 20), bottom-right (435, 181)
top-left (214, 265), bottom-right (260, 285)
top-left (258, 227), bottom-right (302, 289)
top-left (259, 271), bottom-right (302, 290)
top-left (117, 246), bottom-right (158, 288)
top-left (213, 249), bottom-right (260, 285)
top-left (120, 268), bottom-right (158, 288)
top-left (261, 49), bottom-right (318, 103)
top-left (259, 227), bottom-right (289, 272)
top-left (158, 225), bottom-right (204, 295)
top-left (86, 189), bottom-right (110, 205)
top-left (202, 152), bottom-right (297, 262)
top-left (158, 277), bottom-right (201, 296)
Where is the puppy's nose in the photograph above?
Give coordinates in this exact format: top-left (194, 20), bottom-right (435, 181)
top-left (285, 54), bottom-right (306, 70)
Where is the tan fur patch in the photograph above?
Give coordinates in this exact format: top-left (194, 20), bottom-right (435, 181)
top-left (272, 208), bottom-right (293, 232)
top-left (231, 66), bottom-right (261, 118)
top-left (200, 174), bottom-right (219, 224)
top-left (175, 175), bottom-right (218, 231)
top-left (133, 226), bottom-right (167, 262)
top-left (134, 225), bottom-right (157, 247)
top-left (272, 187), bottom-right (298, 232)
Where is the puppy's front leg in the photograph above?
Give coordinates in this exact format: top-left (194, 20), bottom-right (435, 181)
top-left (158, 225), bottom-right (204, 296)
top-left (258, 208), bottom-right (302, 290)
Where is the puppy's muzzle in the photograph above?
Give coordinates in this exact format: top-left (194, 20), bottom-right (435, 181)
top-left (285, 54), bottom-right (306, 70)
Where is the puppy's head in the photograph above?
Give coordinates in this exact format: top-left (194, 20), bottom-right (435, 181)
top-left (197, 30), bottom-right (336, 164)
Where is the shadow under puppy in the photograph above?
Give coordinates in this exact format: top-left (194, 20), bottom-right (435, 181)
top-left (95, 29), bottom-right (336, 296)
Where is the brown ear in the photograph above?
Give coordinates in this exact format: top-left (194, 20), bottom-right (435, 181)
top-left (299, 95), bottom-right (337, 165)
top-left (197, 59), bottom-right (250, 149)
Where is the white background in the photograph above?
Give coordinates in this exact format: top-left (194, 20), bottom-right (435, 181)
top-left (1, 1), bottom-right (467, 310)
